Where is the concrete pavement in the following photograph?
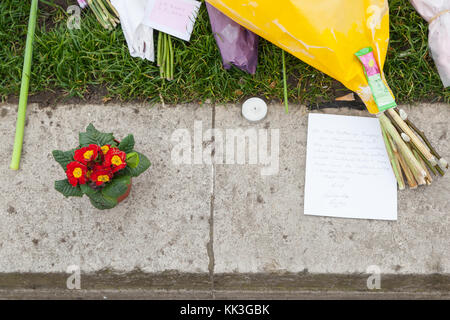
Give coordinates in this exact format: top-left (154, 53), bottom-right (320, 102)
top-left (0, 102), bottom-right (448, 298)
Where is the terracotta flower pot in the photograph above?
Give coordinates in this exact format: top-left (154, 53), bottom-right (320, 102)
top-left (117, 179), bottom-right (132, 203)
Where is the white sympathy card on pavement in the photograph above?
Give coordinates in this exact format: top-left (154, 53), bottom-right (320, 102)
top-left (304, 113), bottom-right (397, 221)
top-left (144, 0), bottom-right (201, 41)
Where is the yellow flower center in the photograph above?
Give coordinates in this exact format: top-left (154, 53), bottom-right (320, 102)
top-left (101, 145), bottom-right (110, 155)
top-left (97, 175), bottom-right (110, 183)
top-left (73, 167), bottom-right (83, 178)
top-left (111, 155), bottom-right (123, 166)
top-left (83, 150), bottom-right (94, 160)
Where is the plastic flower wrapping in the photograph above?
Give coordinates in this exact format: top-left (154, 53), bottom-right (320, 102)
top-left (409, 0), bottom-right (450, 87)
top-left (207, 0), bottom-right (392, 114)
top-left (206, 2), bottom-right (259, 74)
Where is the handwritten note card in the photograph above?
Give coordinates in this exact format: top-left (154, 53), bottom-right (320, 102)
top-left (143, 0), bottom-right (201, 41)
top-left (304, 113), bottom-right (397, 220)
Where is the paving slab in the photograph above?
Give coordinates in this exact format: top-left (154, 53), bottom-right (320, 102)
top-left (0, 101), bottom-right (448, 286)
top-left (0, 103), bottom-right (212, 273)
top-left (213, 103), bottom-right (450, 274)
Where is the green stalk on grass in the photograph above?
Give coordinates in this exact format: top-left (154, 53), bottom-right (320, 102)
top-left (87, 0), bottom-right (119, 29)
top-left (157, 32), bottom-right (163, 67)
top-left (10, 0), bottom-right (39, 171)
top-left (165, 33), bottom-right (170, 79)
top-left (157, 32), bottom-right (174, 81)
top-left (87, 0), bottom-right (109, 29)
top-left (168, 35), bottom-right (174, 81)
top-left (282, 49), bottom-right (288, 114)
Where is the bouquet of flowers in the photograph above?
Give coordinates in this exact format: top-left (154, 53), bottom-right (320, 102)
top-left (206, 0), bottom-right (448, 190)
top-left (52, 124), bottom-right (151, 209)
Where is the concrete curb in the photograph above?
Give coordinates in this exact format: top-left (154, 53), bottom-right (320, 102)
top-left (0, 272), bottom-right (449, 299)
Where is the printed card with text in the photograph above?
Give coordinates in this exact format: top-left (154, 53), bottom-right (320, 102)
top-left (143, 0), bottom-right (201, 41)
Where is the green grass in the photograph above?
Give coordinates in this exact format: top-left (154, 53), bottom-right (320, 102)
top-left (0, 0), bottom-right (448, 105)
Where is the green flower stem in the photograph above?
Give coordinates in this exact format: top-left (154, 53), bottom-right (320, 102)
top-left (380, 124), bottom-right (404, 190)
top-left (396, 108), bottom-right (447, 169)
top-left (168, 35), bottom-right (174, 80)
top-left (379, 113), bottom-right (426, 185)
top-left (396, 145), bottom-right (417, 188)
top-left (94, 0), bottom-right (109, 20)
top-left (160, 33), bottom-right (166, 78)
top-left (10, 0), bottom-right (38, 171)
top-left (282, 49), bottom-right (288, 114)
top-left (409, 141), bottom-right (438, 176)
top-left (423, 155), bottom-right (438, 176)
top-left (105, 0), bottom-right (119, 18)
top-left (157, 32), bottom-right (163, 67)
top-left (408, 139), bottom-right (444, 176)
top-left (88, 0), bottom-right (110, 29)
top-left (413, 148), bottom-right (432, 184)
top-left (387, 108), bottom-right (435, 164)
top-left (88, 0), bottom-right (120, 29)
top-left (96, 0), bottom-right (110, 18)
top-left (96, 0), bottom-right (118, 27)
top-left (165, 34), bottom-right (171, 80)
top-left (158, 32), bottom-right (174, 81)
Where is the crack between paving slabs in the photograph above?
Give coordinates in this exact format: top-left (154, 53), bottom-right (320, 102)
top-left (207, 104), bottom-right (216, 298)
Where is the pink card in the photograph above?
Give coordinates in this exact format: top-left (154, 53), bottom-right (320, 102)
top-left (143, 0), bottom-right (201, 41)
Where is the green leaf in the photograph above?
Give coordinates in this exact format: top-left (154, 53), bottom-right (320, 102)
top-left (123, 151), bottom-right (151, 177)
top-left (118, 134), bottom-right (135, 154)
top-left (79, 123), bottom-right (115, 147)
top-left (80, 183), bottom-right (97, 196)
top-left (87, 191), bottom-right (117, 210)
top-left (81, 184), bottom-right (117, 209)
top-left (52, 149), bottom-right (75, 170)
top-left (55, 179), bottom-right (84, 198)
top-left (126, 152), bottom-right (139, 168)
top-left (102, 175), bottom-right (131, 199)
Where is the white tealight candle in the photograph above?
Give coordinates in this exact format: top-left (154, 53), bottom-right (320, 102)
top-left (241, 97), bottom-right (268, 122)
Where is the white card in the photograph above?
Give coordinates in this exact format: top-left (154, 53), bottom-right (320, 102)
top-left (304, 113), bottom-right (397, 221)
top-left (143, 0), bottom-right (201, 41)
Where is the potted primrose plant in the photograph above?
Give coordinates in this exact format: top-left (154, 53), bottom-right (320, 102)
top-left (52, 124), bottom-right (151, 210)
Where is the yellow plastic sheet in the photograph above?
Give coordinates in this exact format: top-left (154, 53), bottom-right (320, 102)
top-left (207, 0), bottom-right (395, 114)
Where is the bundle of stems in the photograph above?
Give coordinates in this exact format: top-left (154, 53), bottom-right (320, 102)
top-left (86, 0), bottom-right (120, 29)
top-left (157, 32), bottom-right (174, 81)
top-left (379, 107), bottom-right (447, 190)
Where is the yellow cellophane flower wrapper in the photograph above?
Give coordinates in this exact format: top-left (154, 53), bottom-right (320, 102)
top-left (207, 0), bottom-right (396, 114)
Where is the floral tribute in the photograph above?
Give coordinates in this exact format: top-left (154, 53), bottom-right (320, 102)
top-left (52, 124), bottom-right (150, 210)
